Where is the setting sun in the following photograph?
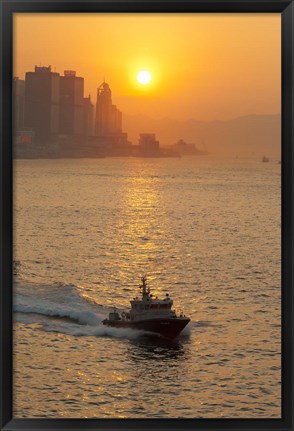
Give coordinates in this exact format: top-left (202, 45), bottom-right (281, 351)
top-left (137, 70), bottom-right (152, 85)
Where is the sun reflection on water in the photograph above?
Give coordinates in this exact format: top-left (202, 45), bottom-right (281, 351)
top-left (115, 161), bottom-right (169, 283)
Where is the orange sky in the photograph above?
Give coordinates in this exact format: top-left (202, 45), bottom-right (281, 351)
top-left (14, 13), bottom-right (281, 121)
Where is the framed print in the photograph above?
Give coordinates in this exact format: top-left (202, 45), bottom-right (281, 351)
top-left (0, 0), bottom-right (293, 430)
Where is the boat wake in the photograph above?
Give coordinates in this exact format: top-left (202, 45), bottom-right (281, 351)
top-left (14, 270), bottom-right (193, 341)
top-left (43, 320), bottom-right (152, 339)
top-left (14, 278), bottom-right (162, 340)
top-left (14, 295), bottom-right (102, 326)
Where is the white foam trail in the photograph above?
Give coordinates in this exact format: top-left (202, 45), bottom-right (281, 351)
top-left (14, 296), bottom-right (102, 326)
top-left (45, 323), bottom-right (151, 339)
top-left (14, 293), bottom-right (152, 340)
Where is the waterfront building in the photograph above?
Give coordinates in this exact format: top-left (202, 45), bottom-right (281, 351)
top-left (95, 82), bottom-right (122, 136)
top-left (83, 95), bottom-right (94, 137)
top-left (139, 133), bottom-right (160, 155)
top-left (59, 70), bottom-right (84, 137)
top-left (13, 77), bottom-right (25, 131)
top-left (94, 81), bottom-right (130, 153)
top-left (24, 66), bottom-right (60, 144)
top-left (172, 138), bottom-right (209, 156)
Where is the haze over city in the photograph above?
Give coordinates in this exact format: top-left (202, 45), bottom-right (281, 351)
top-left (14, 13), bottom-right (281, 157)
top-left (14, 13), bottom-right (280, 121)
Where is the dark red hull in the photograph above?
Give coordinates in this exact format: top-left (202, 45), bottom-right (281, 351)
top-left (102, 317), bottom-right (190, 339)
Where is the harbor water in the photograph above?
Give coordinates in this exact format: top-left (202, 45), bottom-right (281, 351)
top-left (13, 156), bottom-right (281, 418)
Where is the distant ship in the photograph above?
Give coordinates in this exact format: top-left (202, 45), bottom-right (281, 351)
top-left (262, 156), bottom-right (270, 163)
top-left (102, 276), bottom-right (190, 339)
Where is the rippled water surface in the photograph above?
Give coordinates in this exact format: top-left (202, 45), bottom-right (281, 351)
top-left (13, 157), bottom-right (281, 418)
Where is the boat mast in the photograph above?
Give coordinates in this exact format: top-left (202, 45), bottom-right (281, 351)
top-left (140, 275), bottom-right (149, 298)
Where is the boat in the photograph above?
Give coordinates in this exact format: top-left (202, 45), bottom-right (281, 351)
top-left (102, 276), bottom-right (190, 339)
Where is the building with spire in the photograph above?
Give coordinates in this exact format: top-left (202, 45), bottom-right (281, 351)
top-left (95, 82), bottom-right (122, 135)
top-left (94, 82), bottom-right (129, 153)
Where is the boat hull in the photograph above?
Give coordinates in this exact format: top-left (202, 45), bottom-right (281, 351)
top-left (102, 317), bottom-right (190, 339)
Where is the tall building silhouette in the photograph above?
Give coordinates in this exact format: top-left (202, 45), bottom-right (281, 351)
top-left (13, 77), bottom-right (25, 131)
top-left (24, 66), bottom-right (60, 144)
top-left (83, 95), bottom-right (94, 137)
top-left (95, 82), bottom-right (122, 136)
top-left (59, 70), bottom-right (84, 137)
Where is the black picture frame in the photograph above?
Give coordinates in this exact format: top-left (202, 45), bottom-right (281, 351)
top-left (0, 0), bottom-right (293, 430)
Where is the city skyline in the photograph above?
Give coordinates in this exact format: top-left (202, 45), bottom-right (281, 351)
top-left (14, 65), bottom-right (190, 158)
top-left (13, 64), bottom-right (281, 158)
top-left (14, 13), bottom-right (281, 122)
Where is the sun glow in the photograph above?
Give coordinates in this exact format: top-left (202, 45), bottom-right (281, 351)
top-left (137, 70), bottom-right (152, 85)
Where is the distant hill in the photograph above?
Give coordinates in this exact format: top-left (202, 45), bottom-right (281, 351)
top-left (122, 113), bottom-right (281, 158)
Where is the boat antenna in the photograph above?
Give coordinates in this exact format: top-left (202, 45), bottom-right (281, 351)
top-left (139, 275), bottom-right (148, 296)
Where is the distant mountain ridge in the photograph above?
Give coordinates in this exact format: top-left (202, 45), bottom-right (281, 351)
top-left (122, 113), bottom-right (281, 158)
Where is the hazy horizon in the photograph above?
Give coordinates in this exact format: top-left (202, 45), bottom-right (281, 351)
top-left (121, 112), bottom-right (281, 157)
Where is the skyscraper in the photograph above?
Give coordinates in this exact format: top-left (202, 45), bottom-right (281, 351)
top-left (13, 77), bottom-right (25, 131)
top-left (59, 70), bottom-right (84, 137)
top-left (95, 82), bottom-right (122, 136)
top-left (24, 66), bottom-right (60, 144)
top-left (83, 95), bottom-right (94, 137)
